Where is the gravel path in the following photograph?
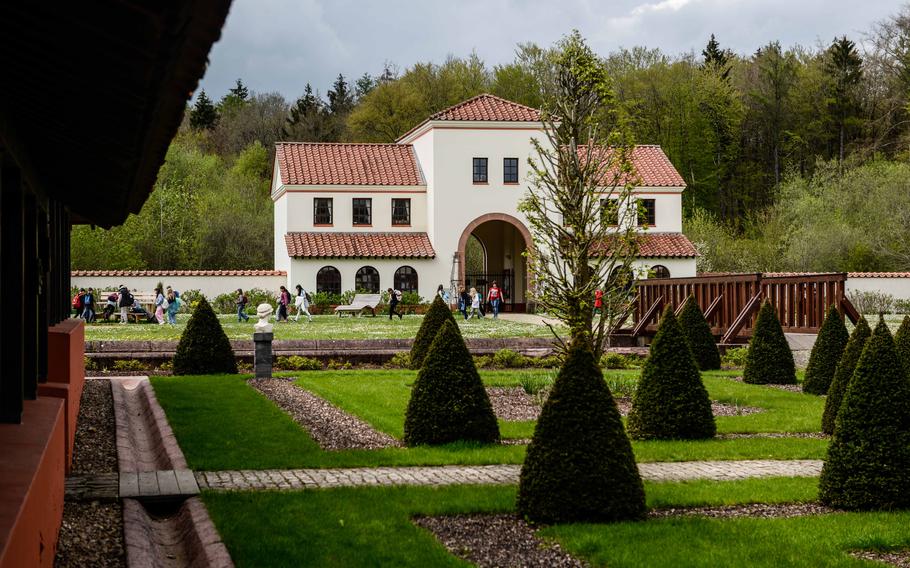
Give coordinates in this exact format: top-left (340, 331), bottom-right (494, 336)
top-left (487, 387), bottom-right (539, 421)
top-left (718, 432), bottom-right (828, 440)
top-left (728, 375), bottom-right (804, 393)
top-left (851, 550), bottom-right (910, 567)
top-left (71, 380), bottom-right (118, 474)
top-left (414, 514), bottom-right (586, 568)
top-left (55, 502), bottom-right (126, 567)
top-left (249, 378), bottom-right (401, 450)
top-left (649, 501), bottom-right (836, 519)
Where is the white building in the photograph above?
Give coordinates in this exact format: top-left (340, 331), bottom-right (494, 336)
top-left (272, 94), bottom-right (696, 311)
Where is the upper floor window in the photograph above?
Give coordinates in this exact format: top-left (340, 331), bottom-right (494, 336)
top-left (472, 158), bottom-right (488, 183)
top-left (503, 158), bottom-right (519, 183)
top-left (313, 198), bottom-right (333, 225)
top-left (391, 198), bottom-right (411, 226)
top-left (352, 198), bottom-right (372, 226)
top-left (600, 198), bottom-right (619, 226)
top-left (638, 199), bottom-right (656, 227)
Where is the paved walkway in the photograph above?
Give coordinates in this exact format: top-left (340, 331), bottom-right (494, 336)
top-left (194, 460), bottom-right (823, 492)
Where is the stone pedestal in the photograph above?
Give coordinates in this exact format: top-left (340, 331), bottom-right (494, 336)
top-left (253, 332), bottom-right (274, 379)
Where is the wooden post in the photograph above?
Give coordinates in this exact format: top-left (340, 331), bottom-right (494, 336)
top-left (1, 162), bottom-right (26, 422)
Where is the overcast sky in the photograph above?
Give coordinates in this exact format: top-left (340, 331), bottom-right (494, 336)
top-left (196, 0), bottom-right (901, 101)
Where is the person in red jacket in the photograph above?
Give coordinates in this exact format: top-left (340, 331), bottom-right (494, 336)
top-left (594, 288), bottom-right (604, 314)
top-left (72, 289), bottom-right (85, 318)
top-left (487, 281), bottom-right (502, 319)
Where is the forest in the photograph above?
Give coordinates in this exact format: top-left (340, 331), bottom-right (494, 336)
top-left (71, 4), bottom-right (910, 273)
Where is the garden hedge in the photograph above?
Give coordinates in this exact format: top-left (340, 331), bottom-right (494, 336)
top-left (802, 305), bottom-right (849, 395)
top-left (894, 315), bottom-right (910, 372)
top-left (517, 338), bottom-right (646, 523)
top-left (678, 296), bottom-right (721, 370)
top-left (172, 296), bottom-right (237, 375)
top-left (819, 319), bottom-right (910, 510)
top-left (743, 300), bottom-right (796, 384)
top-left (821, 317), bottom-right (871, 435)
top-left (403, 318), bottom-right (499, 445)
top-left (409, 295), bottom-right (456, 369)
top-left (628, 306), bottom-right (716, 440)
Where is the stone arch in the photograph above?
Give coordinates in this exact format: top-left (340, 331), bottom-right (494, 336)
top-left (456, 212), bottom-right (534, 301)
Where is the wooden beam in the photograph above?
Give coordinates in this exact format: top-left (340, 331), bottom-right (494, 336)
top-left (722, 292), bottom-right (763, 345)
top-left (632, 295), bottom-right (663, 337)
top-left (840, 296), bottom-right (860, 325)
top-left (0, 162), bottom-right (25, 422)
top-left (609, 294), bottom-right (638, 334)
top-left (703, 294), bottom-right (723, 322)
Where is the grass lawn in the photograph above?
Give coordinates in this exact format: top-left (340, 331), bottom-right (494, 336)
top-left (84, 313), bottom-right (559, 341)
top-left (201, 478), bottom-right (910, 567)
top-left (152, 372), bottom-right (828, 471)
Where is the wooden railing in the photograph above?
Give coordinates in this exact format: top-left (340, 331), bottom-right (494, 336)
top-left (628, 272), bottom-right (859, 344)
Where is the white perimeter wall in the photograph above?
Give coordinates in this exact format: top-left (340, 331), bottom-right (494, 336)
top-left (846, 277), bottom-right (910, 301)
top-left (71, 275), bottom-right (288, 298)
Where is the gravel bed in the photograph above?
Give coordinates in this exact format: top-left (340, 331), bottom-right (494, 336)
top-left (55, 501), bottom-right (125, 568)
top-left (71, 379), bottom-right (118, 474)
top-left (414, 513), bottom-right (586, 568)
top-left (249, 378), bottom-right (401, 450)
top-left (718, 432), bottom-right (828, 440)
top-left (649, 501), bottom-right (835, 519)
top-left (614, 397), bottom-right (762, 418)
top-left (728, 375), bottom-right (804, 393)
top-left (487, 387), bottom-right (539, 421)
top-left (851, 550), bottom-right (910, 567)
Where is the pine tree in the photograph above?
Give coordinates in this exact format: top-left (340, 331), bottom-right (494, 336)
top-left (802, 305), bottom-right (849, 395)
top-left (822, 317), bottom-right (871, 435)
top-left (172, 296), bottom-right (237, 375)
top-left (825, 36), bottom-right (863, 166)
top-left (743, 300), bottom-right (796, 384)
top-left (819, 319), bottom-right (910, 510)
top-left (409, 295), bottom-right (456, 369)
top-left (403, 319), bottom-right (499, 445)
top-left (189, 90), bottom-right (218, 131)
top-left (702, 34), bottom-right (732, 79)
top-left (283, 84), bottom-right (329, 141)
top-left (893, 315), bottom-right (910, 372)
top-left (517, 338), bottom-right (646, 523)
top-left (678, 296), bottom-right (721, 370)
top-left (327, 74), bottom-right (354, 116)
top-left (354, 72), bottom-right (376, 101)
top-left (229, 78), bottom-right (249, 101)
top-left (219, 78), bottom-right (250, 116)
top-left (628, 306), bottom-right (716, 440)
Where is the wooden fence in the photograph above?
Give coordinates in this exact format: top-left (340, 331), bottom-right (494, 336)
top-left (625, 272), bottom-right (860, 344)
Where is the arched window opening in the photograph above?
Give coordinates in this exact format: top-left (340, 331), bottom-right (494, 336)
top-left (394, 266), bottom-right (418, 293)
top-left (316, 266), bottom-right (342, 295)
top-left (355, 266), bottom-right (380, 293)
top-left (650, 265), bottom-right (671, 279)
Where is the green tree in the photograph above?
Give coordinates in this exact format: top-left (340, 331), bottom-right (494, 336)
top-left (284, 84), bottom-right (331, 141)
top-left (172, 296), bottom-right (238, 375)
top-left (220, 78), bottom-right (251, 116)
top-left (628, 306), bottom-right (716, 440)
top-left (189, 90), bottom-right (219, 131)
top-left (678, 295), bottom-right (721, 370)
top-left (403, 319), bottom-right (499, 445)
top-left (747, 41), bottom-right (797, 188)
top-left (743, 300), bottom-right (796, 384)
top-left (354, 72), bottom-right (376, 101)
top-left (802, 305), bottom-right (849, 395)
top-left (702, 34), bottom-right (733, 79)
top-left (822, 316), bottom-right (871, 435)
top-left (517, 338), bottom-right (646, 523)
top-left (409, 295), bottom-right (456, 369)
top-left (894, 315), bottom-right (910, 371)
top-left (819, 319), bottom-right (910, 510)
top-left (825, 37), bottom-right (863, 167)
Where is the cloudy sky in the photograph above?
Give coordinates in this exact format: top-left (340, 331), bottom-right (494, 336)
top-left (197, 0), bottom-right (900, 101)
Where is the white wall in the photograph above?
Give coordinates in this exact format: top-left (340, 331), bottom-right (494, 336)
top-left (633, 258), bottom-right (697, 279)
top-left (72, 274), bottom-right (288, 298)
top-left (280, 189), bottom-right (428, 232)
top-left (289, 258), bottom-right (438, 299)
top-left (846, 276), bottom-right (910, 301)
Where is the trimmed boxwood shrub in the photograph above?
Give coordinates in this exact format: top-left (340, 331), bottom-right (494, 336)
top-left (894, 315), bottom-right (910, 372)
top-left (172, 296), bottom-right (237, 375)
top-left (517, 338), bottom-right (646, 523)
top-left (628, 306), bottom-right (716, 440)
top-left (819, 319), bottom-right (910, 510)
top-left (743, 300), bottom-right (796, 385)
top-left (678, 296), bottom-right (721, 370)
top-left (802, 305), bottom-right (849, 395)
top-left (409, 295), bottom-right (456, 369)
top-left (403, 319), bottom-right (499, 445)
top-left (821, 317), bottom-right (871, 435)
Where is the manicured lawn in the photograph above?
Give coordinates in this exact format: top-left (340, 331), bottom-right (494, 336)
top-left (201, 478), bottom-right (910, 567)
top-left (84, 313), bottom-right (559, 341)
top-left (152, 373), bottom-right (828, 471)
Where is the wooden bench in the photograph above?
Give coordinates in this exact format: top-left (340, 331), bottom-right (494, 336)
top-left (334, 294), bottom-right (383, 317)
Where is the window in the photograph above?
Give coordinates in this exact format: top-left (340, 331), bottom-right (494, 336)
top-left (638, 199), bottom-right (656, 227)
top-left (472, 158), bottom-right (488, 183)
top-left (352, 198), bottom-right (372, 225)
top-left (391, 198), bottom-right (411, 226)
top-left (503, 158), bottom-right (519, 183)
top-left (316, 266), bottom-right (341, 295)
top-left (650, 265), bottom-right (671, 279)
top-left (601, 198), bottom-right (619, 226)
top-left (355, 266), bottom-right (380, 293)
top-left (313, 198), bottom-right (333, 225)
top-left (394, 266), bottom-right (418, 292)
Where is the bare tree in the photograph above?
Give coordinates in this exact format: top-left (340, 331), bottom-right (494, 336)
top-left (520, 31), bottom-right (641, 359)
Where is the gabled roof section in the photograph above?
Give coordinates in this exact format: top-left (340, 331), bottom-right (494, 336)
top-left (285, 232), bottom-right (436, 259)
top-left (580, 144), bottom-right (686, 188)
top-left (275, 142), bottom-right (425, 186)
top-left (397, 93), bottom-right (542, 142)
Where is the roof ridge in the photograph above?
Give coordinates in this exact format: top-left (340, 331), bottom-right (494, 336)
top-left (429, 92), bottom-right (540, 120)
top-left (276, 141), bottom-right (410, 147)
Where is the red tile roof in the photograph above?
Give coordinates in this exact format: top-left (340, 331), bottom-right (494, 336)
top-left (848, 272), bottom-right (910, 278)
top-left (275, 142), bottom-right (425, 186)
top-left (580, 145), bottom-right (686, 188)
top-left (71, 270), bottom-right (287, 277)
top-left (594, 233), bottom-right (698, 258)
top-left (428, 93), bottom-right (542, 122)
top-left (285, 232), bottom-right (436, 259)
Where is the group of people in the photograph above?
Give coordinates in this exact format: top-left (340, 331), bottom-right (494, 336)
top-left (235, 284), bottom-right (313, 323)
top-left (455, 281), bottom-right (503, 320)
top-left (73, 285), bottom-right (182, 325)
top-left (72, 288), bottom-right (97, 322)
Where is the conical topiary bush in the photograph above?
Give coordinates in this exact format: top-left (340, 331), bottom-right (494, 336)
top-left (678, 295), bottom-right (721, 371)
top-left (409, 295), bottom-right (456, 369)
top-left (819, 319), bottom-right (910, 510)
top-left (743, 300), bottom-right (796, 385)
top-left (821, 317), bottom-right (871, 435)
top-left (517, 338), bottom-right (646, 523)
top-left (628, 306), bottom-right (716, 440)
top-left (894, 315), bottom-right (910, 372)
top-left (802, 305), bottom-right (849, 395)
top-left (172, 296), bottom-right (237, 375)
top-left (403, 319), bottom-right (499, 445)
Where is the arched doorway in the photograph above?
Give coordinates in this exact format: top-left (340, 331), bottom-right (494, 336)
top-left (456, 213), bottom-right (532, 312)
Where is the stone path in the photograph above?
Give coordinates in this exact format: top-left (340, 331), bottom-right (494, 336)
top-left (194, 460), bottom-right (823, 491)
